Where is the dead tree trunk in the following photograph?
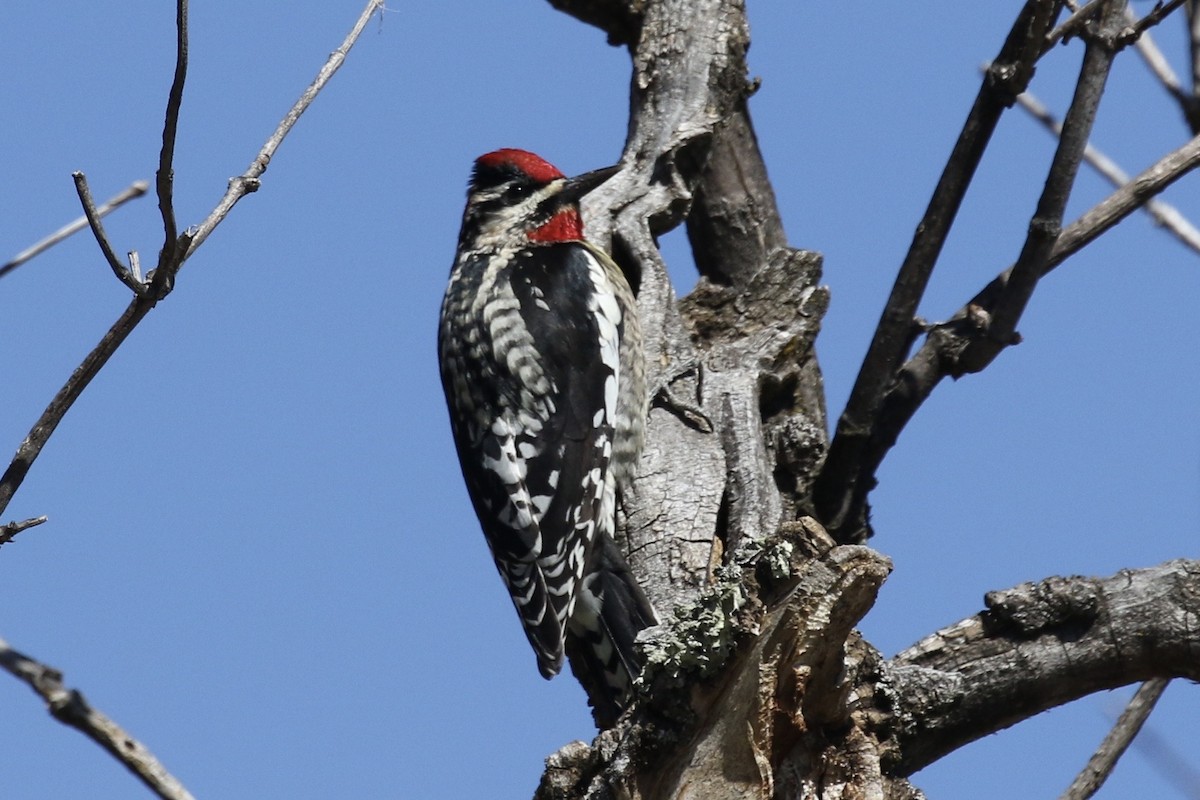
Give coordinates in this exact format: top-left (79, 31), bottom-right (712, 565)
top-left (536, 1), bottom-right (1200, 798)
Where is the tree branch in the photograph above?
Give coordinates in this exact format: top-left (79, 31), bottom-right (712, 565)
top-left (1059, 678), bottom-right (1170, 800)
top-left (1050, 132), bottom-right (1200, 259)
top-left (0, 637), bottom-right (195, 800)
top-left (0, 298), bottom-right (153, 518)
top-left (816, 0), bottom-right (1066, 543)
top-left (1188, 2), bottom-right (1200, 121)
top-left (0, 515), bottom-right (48, 547)
top-left (0, 180), bottom-right (148, 280)
top-left (684, 100), bottom-right (789, 288)
top-left (1126, 4), bottom-right (1200, 130)
top-left (1046, 0), bottom-right (1105, 50)
top-left (885, 559), bottom-right (1200, 775)
top-left (958, 0), bottom-right (1127, 371)
top-left (1116, 0), bottom-right (1188, 46)
top-left (72, 171), bottom-right (148, 293)
top-left (569, 0), bottom-right (759, 613)
top-left (156, 0), bottom-right (188, 271)
top-left (679, 97), bottom-right (829, 532)
top-left (180, 0), bottom-right (384, 261)
top-left (820, 128), bottom-right (1200, 561)
top-left (0, 0), bottom-right (384, 520)
top-left (863, 128), bottom-right (1200, 494)
top-left (816, 1), bottom-right (1167, 544)
top-left (1015, 88), bottom-right (1200, 254)
top-left (537, 530), bottom-right (895, 800)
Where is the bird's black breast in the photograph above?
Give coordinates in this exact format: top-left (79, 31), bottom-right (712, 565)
top-left (507, 244), bottom-right (608, 441)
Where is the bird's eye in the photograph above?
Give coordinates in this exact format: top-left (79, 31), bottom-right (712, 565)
top-left (506, 183), bottom-right (530, 200)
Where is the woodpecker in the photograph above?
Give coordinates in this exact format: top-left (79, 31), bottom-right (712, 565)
top-left (437, 149), bottom-right (655, 727)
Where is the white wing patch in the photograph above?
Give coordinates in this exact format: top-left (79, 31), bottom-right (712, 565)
top-left (584, 251), bottom-right (623, 429)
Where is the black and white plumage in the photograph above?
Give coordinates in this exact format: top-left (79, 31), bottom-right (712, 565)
top-left (437, 149), bottom-right (654, 726)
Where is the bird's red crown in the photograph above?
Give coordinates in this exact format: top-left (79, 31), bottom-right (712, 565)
top-left (475, 149), bottom-right (566, 184)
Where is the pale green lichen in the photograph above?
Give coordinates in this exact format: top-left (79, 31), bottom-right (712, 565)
top-left (635, 533), bottom-right (800, 706)
top-left (638, 563), bottom-right (749, 692)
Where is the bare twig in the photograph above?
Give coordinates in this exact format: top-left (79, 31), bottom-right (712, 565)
top-left (961, 0), bottom-right (1127, 370)
top-left (0, 637), bottom-right (195, 800)
top-left (1059, 678), bottom-right (1170, 800)
top-left (1052, 0), bottom-right (1183, 50)
top-left (1016, 88), bottom-right (1200, 253)
top-left (181, 0), bottom-right (386, 259)
top-left (1131, 15), bottom-right (1186, 97)
top-left (1117, 0), bottom-right (1188, 46)
top-left (155, 0), bottom-right (188, 271)
top-left (860, 131), bottom-right (1200, 516)
top-left (1127, 6), bottom-right (1200, 131)
top-left (1188, 2), bottom-right (1200, 105)
top-left (1051, 131), bottom-right (1200, 260)
top-left (1046, 0), bottom-right (1105, 50)
top-left (1125, 706), bottom-right (1200, 798)
top-left (815, 0), bottom-right (1065, 542)
top-left (0, 515), bottom-right (48, 547)
top-left (0, 181), bottom-right (147, 280)
top-left (1177, 0), bottom-right (1200, 134)
top-left (71, 172), bottom-right (147, 294)
top-left (0, 0), bottom-right (385, 521)
top-left (0, 300), bottom-right (152, 518)
top-left (816, 1), bottom-right (1170, 542)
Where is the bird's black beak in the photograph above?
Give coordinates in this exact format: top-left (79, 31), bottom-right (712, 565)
top-left (558, 164), bottom-right (620, 205)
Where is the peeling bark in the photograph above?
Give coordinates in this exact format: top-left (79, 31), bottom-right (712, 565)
top-left (543, 1), bottom-right (1199, 797)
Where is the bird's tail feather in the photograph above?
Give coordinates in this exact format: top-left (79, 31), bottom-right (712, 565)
top-left (565, 533), bottom-right (657, 728)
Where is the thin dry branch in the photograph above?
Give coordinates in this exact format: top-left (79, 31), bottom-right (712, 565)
top-left (1125, 706), bottom-right (1200, 797)
top-left (815, 0), bottom-right (1066, 543)
top-left (0, 0), bottom-right (383, 523)
top-left (837, 129), bottom-right (1200, 542)
top-left (1131, 13), bottom-right (1187, 99)
top-left (0, 637), bottom-right (195, 800)
top-left (1077, 0), bottom-right (1197, 128)
top-left (0, 181), bottom-right (148, 280)
top-left (959, 0), bottom-right (1127, 370)
top-left (1137, 2), bottom-right (1200, 131)
top-left (1059, 678), bottom-right (1170, 800)
top-left (0, 515), bottom-right (48, 547)
top-left (72, 172), bottom-right (147, 294)
top-left (181, 0), bottom-right (385, 259)
top-left (1016, 88), bottom-right (1200, 253)
top-left (155, 0), bottom-right (188, 271)
top-left (1051, 129), bottom-right (1200, 259)
top-left (1189, 2), bottom-right (1200, 109)
top-left (1046, 0), bottom-right (1105, 50)
top-left (1117, 0), bottom-right (1189, 46)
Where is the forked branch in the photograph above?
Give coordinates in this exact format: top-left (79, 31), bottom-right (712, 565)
top-left (860, 129), bottom-right (1200, 510)
top-left (0, 0), bottom-right (384, 522)
top-left (815, 0), bottom-right (1066, 542)
top-left (0, 181), bottom-right (148, 280)
top-left (1, 4), bottom-right (385, 794)
top-left (1016, 88), bottom-right (1200, 253)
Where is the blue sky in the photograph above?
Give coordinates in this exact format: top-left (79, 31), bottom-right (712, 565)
top-left (1, 2), bottom-right (1197, 798)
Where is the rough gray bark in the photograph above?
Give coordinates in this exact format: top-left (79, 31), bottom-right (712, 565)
top-left (539, 1), bottom-right (1200, 798)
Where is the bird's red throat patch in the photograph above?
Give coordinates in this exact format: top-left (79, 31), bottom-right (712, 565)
top-left (529, 210), bottom-right (584, 242)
